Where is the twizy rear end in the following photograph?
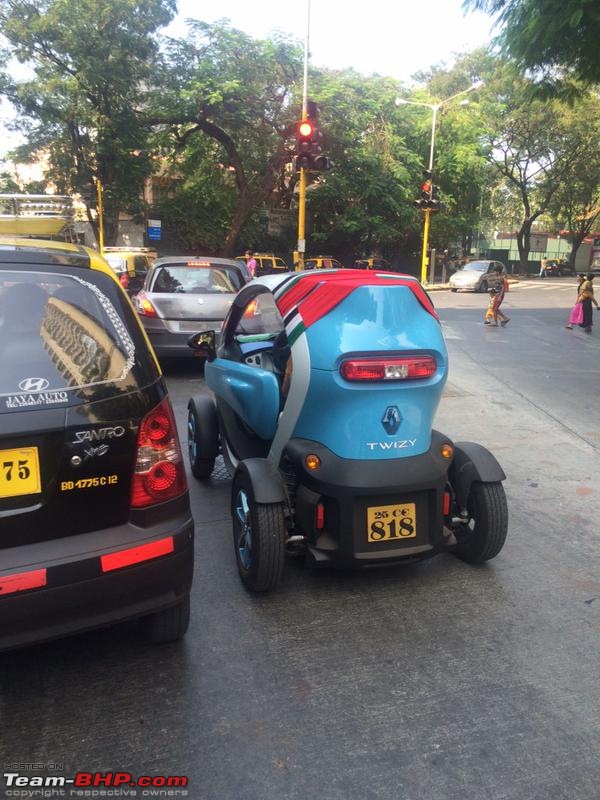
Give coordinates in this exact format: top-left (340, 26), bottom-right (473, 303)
top-left (188, 270), bottom-right (508, 592)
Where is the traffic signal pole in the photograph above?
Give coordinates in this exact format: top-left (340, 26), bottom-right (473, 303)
top-left (93, 176), bottom-right (104, 255)
top-left (296, 0), bottom-right (310, 272)
top-left (420, 104), bottom-right (438, 284)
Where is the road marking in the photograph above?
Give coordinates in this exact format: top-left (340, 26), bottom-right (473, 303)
top-left (441, 323), bottom-right (464, 340)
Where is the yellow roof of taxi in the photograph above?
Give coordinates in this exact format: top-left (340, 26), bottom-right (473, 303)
top-left (0, 237), bottom-right (118, 281)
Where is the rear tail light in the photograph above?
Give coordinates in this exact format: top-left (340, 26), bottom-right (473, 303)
top-left (131, 397), bottom-right (187, 508)
top-left (340, 356), bottom-right (436, 381)
top-left (135, 292), bottom-right (158, 317)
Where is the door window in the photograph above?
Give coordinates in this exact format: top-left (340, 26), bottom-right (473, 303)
top-left (236, 293), bottom-right (284, 337)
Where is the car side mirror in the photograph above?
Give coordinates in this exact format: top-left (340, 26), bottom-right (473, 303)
top-left (187, 330), bottom-right (216, 361)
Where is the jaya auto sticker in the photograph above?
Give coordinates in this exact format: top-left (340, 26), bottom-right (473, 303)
top-left (3, 391), bottom-right (69, 409)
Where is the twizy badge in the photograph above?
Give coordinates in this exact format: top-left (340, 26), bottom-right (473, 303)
top-left (366, 439), bottom-right (417, 451)
top-left (381, 406), bottom-right (402, 435)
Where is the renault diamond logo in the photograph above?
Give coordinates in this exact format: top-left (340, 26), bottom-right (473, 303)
top-left (18, 377), bottom-right (50, 393)
top-left (382, 406), bottom-right (402, 435)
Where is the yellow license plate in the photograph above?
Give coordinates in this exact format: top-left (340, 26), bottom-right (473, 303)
top-left (367, 503), bottom-right (417, 543)
top-left (0, 447), bottom-right (41, 499)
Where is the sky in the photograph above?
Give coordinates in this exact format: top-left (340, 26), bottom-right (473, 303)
top-left (1, 0), bottom-right (494, 161)
top-left (168, 0), bottom-right (494, 81)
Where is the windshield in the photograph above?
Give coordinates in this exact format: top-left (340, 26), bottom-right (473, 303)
top-left (461, 261), bottom-right (489, 272)
top-left (151, 264), bottom-right (243, 294)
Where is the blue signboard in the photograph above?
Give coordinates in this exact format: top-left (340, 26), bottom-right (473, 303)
top-left (147, 226), bottom-right (162, 241)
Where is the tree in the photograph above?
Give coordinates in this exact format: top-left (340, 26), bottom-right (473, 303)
top-left (548, 97), bottom-right (600, 266)
top-left (0, 0), bottom-right (177, 244)
top-left (463, 0), bottom-right (600, 85)
top-left (302, 69), bottom-right (416, 263)
top-left (475, 59), bottom-right (589, 272)
top-left (148, 21), bottom-right (303, 256)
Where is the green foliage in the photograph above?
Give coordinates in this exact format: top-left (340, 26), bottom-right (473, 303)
top-left (464, 0), bottom-right (600, 85)
top-left (0, 0), bottom-right (177, 243)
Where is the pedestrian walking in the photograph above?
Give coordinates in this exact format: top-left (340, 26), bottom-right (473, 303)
top-left (566, 273), bottom-right (599, 333)
top-left (245, 250), bottom-right (257, 278)
top-left (489, 267), bottom-right (510, 327)
top-left (565, 275), bottom-right (587, 329)
top-left (539, 257), bottom-right (548, 278)
top-left (483, 289), bottom-right (496, 324)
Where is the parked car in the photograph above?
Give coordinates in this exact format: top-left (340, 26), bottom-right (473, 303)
top-left (304, 255), bottom-right (345, 270)
top-left (354, 257), bottom-right (391, 270)
top-left (135, 256), bottom-right (251, 359)
top-left (544, 259), bottom-right (575, 277)
top-left (103, 247), bottom-right (154, 295)
top-left (449, 260), bottom-right (506, 292)
top-left (0, 233), bottom-right (193, 651)
top-left (186, 269), bottom-right (508, 593)
top-left (235, 253), bottom-right (289, 276)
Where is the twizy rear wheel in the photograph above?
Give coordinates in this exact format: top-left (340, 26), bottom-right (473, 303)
top-left (232, 474), bottom-right (285, 592)
top-left (187, 396), bottom-right (218, 480)
top-left (453, 481), bottom-right (508, 563)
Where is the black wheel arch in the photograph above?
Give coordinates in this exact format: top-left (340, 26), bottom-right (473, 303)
top-left (234, 458), bottom-right (287, 505)
top-left (187, 394), bottom-right (219, 459)
top-left (449, 441), bottom-right (506, 509)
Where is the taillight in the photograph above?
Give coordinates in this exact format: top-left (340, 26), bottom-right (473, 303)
top-left (135, 292), bottom-right (157, 317)
top-left (131, 397), bottom-right (187, 508)
top-left (340, 356), bottom-right (436, 381)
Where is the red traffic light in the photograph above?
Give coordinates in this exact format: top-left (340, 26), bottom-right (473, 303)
top-left (421, 181), bottom-right (431, 193)
top-left (298, 120), bottom-right (313, 138)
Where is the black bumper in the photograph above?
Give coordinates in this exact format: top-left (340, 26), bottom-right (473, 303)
top-left (0, 512), bottom-right (194, 651)
top-left (283, 433), bottom-right (454, 567)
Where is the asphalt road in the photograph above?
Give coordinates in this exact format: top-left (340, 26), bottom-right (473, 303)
top-left (1, 277), bottom-right (599, 800)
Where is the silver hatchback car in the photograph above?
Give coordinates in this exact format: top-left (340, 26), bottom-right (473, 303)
top-left (449, 260), bottom-right (507, 292)
top-left (134, 257), bottom-right (251, 359)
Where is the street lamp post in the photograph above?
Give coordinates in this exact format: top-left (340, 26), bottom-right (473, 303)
top-left (396, 82), bottom-right (482, 284)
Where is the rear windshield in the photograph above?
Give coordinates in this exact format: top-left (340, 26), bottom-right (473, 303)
top-left (150, 264), bottom-right (244, 294)
top-left (0, 267), bottom-right (159, 412)
top-left (462, 261), bottom-right (489, 272)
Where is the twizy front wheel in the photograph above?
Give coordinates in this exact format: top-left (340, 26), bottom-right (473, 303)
top-left (453, 481), bottom-right (508, 563)
top-left (232, 473), bottom-right (285, 592)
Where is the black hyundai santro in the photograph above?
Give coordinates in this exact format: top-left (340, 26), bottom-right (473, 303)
top-left (0, 238), bottom-right (194, 650)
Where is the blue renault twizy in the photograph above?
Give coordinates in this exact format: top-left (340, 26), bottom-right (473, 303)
top-left (187, 269), bottom-right (508, 592)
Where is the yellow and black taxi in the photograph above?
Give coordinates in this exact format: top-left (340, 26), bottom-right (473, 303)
top-left (235, 253), bottom-right (289, 276)
top-left (0, 233), bottom-right (193, 650)
top-left (303, 255), bottom-right (345, 270)
top-left (103, 246), bottom-right (154, 295)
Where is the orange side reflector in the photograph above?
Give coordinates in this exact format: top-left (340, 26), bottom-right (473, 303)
top-left (0, 568), bottom-right (47, 596)
top-left (100, 537), bottom-right (174, 573)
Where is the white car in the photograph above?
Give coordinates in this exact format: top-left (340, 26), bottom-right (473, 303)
top-left (449, 260), bottom-right (506, 292)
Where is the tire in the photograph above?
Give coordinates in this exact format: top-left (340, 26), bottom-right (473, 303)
top-left (480, 280), bottom-right (488, 293)
top-left (143, 595), bottom-right (190, 643)
top-left (232, 473), bottom-right (285, 592)
top-left (187, 396), bottom-right (217, 479)
top-left (453, 481), bottom-right (508, 564)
